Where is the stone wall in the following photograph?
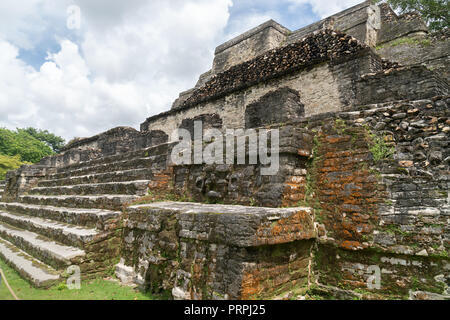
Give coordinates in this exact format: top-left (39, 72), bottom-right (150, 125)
top-left (177, 31), bottom-right (371, 111)
top-left (142, 26), bottom-right (448, 139)
top-left (38, 127), bottom-right (168, 168)
top-left (376, 30), bottom-right (450, 82)
top-left (170, 125), bottom-right (313, 208)
top-left (212, 20), bottom-right (290, 76)
top-left (377, 4), bottom-right (428, 45)
top-left (354, 66), bottom-right (449, 107)
top-left (245, 87), bottom-right (305, 128)
top-left (304, 96), bottom-right (450, 298)
top-left (373, 4), bottom-right (450, 82)
top-left (141, 61), bottom-right (345, 136)
top-left (173, 1), bottom-right (383, 110)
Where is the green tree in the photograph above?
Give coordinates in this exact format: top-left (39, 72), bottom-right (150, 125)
top-left (0, 154), bottom-right (31, 180)
top-left (21, 127), bottom-right (66, 153)
top-left (0, 128), bottom-right (57, 163)
top-left (376, 0), bottom-right (449, 31)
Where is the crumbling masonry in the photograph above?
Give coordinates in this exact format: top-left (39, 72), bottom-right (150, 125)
top-left (0, 1), bottom-right (449, 299)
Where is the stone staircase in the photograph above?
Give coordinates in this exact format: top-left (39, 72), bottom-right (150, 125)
top-left (0, 144), bottom-right (170, 288)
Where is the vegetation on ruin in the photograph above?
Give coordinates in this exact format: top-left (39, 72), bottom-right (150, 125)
top-left (376, 36), bottom-right (432, 50)
top-left (130, 187), bottom-right (194, 206)
top-left (366, 131), bottom-right (395, 162)
top-left (301, 133), bottom-right (324, 221)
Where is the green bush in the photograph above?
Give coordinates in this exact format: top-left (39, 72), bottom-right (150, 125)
top-left (0, 128), bottom-right (56, 163)
top-left (0, 154), bottom-right (31, 180)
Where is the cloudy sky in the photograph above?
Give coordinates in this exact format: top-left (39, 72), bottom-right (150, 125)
top-left (0, 0), bottom-right (362, 141)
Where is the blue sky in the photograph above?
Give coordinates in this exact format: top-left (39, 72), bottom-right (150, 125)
top-left (18, 27), bottom-right (81, 71)
top-left (0, 0), bottom-right (362, 140)
top-left (226, 0), bottom-right (319, 34)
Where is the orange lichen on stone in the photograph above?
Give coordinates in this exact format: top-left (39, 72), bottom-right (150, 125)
top-left (240, 256), bottom-right (310, 300)
top-left (256, 210), bottom-right (315, 245)
top-left (241, 271), bottom-right (261, 300)
top-left (398, 160), bottom-right (414, 167)
top-left (281, 175), bottom-right (307, 207)
top-left (325, 135), bottom-right (351, 144)
top-left (309, 128), bottom-right (385, 249)
top-left (340, 240), bottom-right (363, 250)
top-left (149, 171), bottom-right (172, 189)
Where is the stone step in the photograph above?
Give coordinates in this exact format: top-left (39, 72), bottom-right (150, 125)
top-left (0, 221), bottom-right (86, 269)
top-left (28, 180), bottom-right (150, 196)
top-left (0, 210), bottom-right (99, 248)
top-left (49, 157), bottom-right (159, 180)
top-left (0, 237), bottom-right (60, 288)
top-left (38, 168), bottom-right (155, 187)
top-left (0, 202), bottom-right (120, 229)
top-left (127, 202), bottom-right (315, 247)
top-left (56, 142), bottom-right (172, 173)
top-left (19, 194), bottom-right (140, 211)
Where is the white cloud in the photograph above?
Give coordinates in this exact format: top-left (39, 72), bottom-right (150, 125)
top-left (0, 39), bottom-right (139, 139)
top-left (0, 0), bottom-right (70, 50)
top-left (80, 0), bottom-right (231, 83)
top-left (0, 0), bottom-right (232, 140)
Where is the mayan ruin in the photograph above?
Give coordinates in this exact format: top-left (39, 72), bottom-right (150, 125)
top-left (0, 0), bottom-right (449, 302)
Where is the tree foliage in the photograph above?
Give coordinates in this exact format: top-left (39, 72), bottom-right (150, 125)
top-left (0, 128), bottom-right (63, 163)
top-left (376, 0), bottom-right (449, 31)
top-left (21, 127), bottom-right (66, 153)
top-left (0, 154), bottom-right (31, 180)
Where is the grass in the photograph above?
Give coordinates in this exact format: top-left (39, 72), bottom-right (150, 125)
top-left (367, 131), bottom-right (395, 162)
top-left (376, 37), bottom-right (432, 50)
top-left (0, 258), bottom-right (163, 300)
top-left (131, 190), bottom-right (193, 206)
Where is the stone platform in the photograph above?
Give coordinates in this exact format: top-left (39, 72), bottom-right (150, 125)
top-left (117, 202), bottom-right (315, 300)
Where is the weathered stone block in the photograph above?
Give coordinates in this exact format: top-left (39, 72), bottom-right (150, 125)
top-left (245, 87), bottom-right (304, 129)
top-left (118, 202), bottom-right (315, 299)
